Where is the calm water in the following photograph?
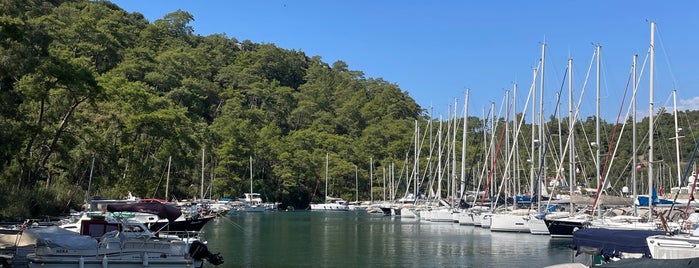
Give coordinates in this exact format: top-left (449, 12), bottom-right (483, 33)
top-left (201, 211), bottom-right (585, 268)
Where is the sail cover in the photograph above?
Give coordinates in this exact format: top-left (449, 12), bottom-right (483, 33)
top-left (106, 202), bottom-right (182, 222)
top-left (572, 228), bottom-right (666, 258)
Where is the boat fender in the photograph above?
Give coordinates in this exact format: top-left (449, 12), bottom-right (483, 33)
top-left (189, 240), bottom-right (224, 266)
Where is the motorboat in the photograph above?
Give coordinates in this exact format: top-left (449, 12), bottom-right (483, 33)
top-left (26, 202), bottom-right (223, 268)
top-left (310, 196), bottom-right (350, 211)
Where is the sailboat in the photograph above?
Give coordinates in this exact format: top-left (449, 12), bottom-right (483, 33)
top-left (544, 44), bottom-right (603, 238)
top-left (239, 156), bottom-right (266, 212)
top-left (310, 153), bottom-right (350, 211)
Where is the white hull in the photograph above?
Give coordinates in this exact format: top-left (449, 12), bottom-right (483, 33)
top-left (242, 205), bottom-right (266, 212)
top-left (479, 213), bottom-right (493, 228)
top-left (529, 217), bottom-right (550, 235)
top-left (310, 203), bottom-right (349, 211)
top-left (400, 208), bottom-right (419, 218)
top-left (28, 255), bottom-right (202, 268)
top-left (490, 213), bottom-right (530, 233)
top-left (473, 213), bottom-right (482, 226)
top-left (430, 209), bottom-right (454, 222)
top-left (456, 212), bottom-right (475, 225)
top-left (647, 235), bottom-right (699, 259)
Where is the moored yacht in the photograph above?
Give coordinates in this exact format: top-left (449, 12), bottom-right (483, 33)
top-left (26, 202), bottom-right (223, 268)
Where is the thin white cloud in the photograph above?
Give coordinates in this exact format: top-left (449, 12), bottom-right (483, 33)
top-left (677, 96), bottom-right (699, 112)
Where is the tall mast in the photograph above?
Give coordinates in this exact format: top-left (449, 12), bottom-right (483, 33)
top-left (250, 156), bottom-right (253, 194)
top-left (437, 116), bottom-right (443, 199)
top-left (414, 120), bottom-right (419, 201)
top-left (596, 44), bottom-right (602, 209)
top-left (538, 41), bottom-right (546, 207)
top-left (201, 148), bottom-right (205, 200)
top-left (325, 152), bottom-right (329, 201)
top-left (490, 102), bottom-right (496, 200)
top-left (505, 90), bottom-right (511, 202)
top-left (673, 90), bottom-right (682, 188)
top-left (632, 54), bottom-right (638, 216)
top-left (568, 57), bottom-right (575, 214)
top-left (370, 157), bottom-right (374, 203)
top-left (530, 67), bottom-right (537, 206)
top-left (648, 21), bottom-right (655, 217)
top-left (355, 165), bottom-right (359, 203)
top-left (512, 84), bottom-right (518, 207)
top-left (452, 100), bottom-right (458, 206)
top-left (165, 156), bottom-right (171, 201)
top-left (461, 90), bottom-right (469, 200)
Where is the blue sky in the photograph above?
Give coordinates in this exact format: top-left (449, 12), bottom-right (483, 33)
top-left (111, 1), bottom-right (699, 122)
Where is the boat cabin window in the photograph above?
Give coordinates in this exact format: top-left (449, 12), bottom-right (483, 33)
top-left (122, 225), bottom-right (144, 232)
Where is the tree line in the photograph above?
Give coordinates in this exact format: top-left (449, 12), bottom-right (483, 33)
top-left (1, 0), bottom-right (697, 220)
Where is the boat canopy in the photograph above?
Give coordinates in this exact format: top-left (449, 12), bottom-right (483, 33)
top-left (106, 202), bottom-right (182, 222)
top-left (25, 226), bottom-right (98, 250)
top-left (572, 228), bottom-right (666, 258)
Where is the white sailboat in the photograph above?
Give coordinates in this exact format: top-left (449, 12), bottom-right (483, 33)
top-left (310, 153), bottom-right (349, 211)
top-left (239, 156), bottom-right (265, 212)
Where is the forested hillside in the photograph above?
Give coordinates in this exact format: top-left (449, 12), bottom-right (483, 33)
top-left (1, 0), bottom-right (698, 220)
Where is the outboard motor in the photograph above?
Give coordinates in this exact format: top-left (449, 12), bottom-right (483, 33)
top-left (189, 240), bottom-right (224, 266)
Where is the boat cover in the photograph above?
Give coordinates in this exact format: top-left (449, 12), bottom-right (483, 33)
top-left (107, 202), bottom-right (182, 222)
top-left (572, 228), bottom-right (665, 258)
top-left (24, 226), bottom-right (98, 250)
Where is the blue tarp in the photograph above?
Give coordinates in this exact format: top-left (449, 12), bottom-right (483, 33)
top-left (637, 187), bottom-right (678, 206)
top-left (572, 228), bottom-right (666, 258)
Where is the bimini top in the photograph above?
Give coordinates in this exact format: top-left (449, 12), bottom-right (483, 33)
top-left (106, 202), bottom-right (182, 222)
top-left (572, 228), bottom-right (666, 258)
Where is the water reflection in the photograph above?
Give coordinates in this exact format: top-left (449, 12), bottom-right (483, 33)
top-left (204, 211), bottom-right (582, 267)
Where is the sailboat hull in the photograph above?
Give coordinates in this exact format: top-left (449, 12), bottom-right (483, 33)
top-left (544, 218), bottom-right (588, 238)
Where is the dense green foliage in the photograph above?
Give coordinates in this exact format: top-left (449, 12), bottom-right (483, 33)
top-left (1, 0), bottom-right (698, 220)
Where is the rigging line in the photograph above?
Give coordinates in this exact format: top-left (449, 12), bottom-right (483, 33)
top-left (471, 107), bottom-right (495, 206)
top-left (569, 47), bottom-right (598, 189)
top-left (601, 67), bottom-right (635, 184)
top-left (591, 65), bottom-right (633, 215)
top-left (682, 110), bottom-right (698, 142)
top-left (495, 100), bottom-right (524, 206)
top-left (480, 103), bottom-right (510, 205)
top-left (603, 62), bottom-right (649, 191)
top-left (533, 66), bottom-right (568, 204)
top-left (664, 138), bottom-right (699, 215)
top-left (655, 25), bottom-right (679, 90)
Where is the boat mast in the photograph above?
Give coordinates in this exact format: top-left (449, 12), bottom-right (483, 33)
top-left (648, 21), bottom-right (655, 218)
top-left (452, 100), bottom-right (458, 206)
top-left (201, 148), bottom-right (205, 200)
top-left (165, 156), bottom-right (171, 201)
top-left (490, 102), bottom-right (496, 200)
top-left (461, 90), bottom-right (469, 202)
top-left (413, 120), bottom-right (420, 203)
top-left (437, 116), bottom-right (443, 200)
top-left (370, 157), bottom-right (374, 204)
top-left (325, 152), bottom-right (329, 201)
top-left (530, 67), bottom-right (537, 209)
top-left (250, 156), bottom-right (253, 194)
top-left (632, 54), bottom-right (638, 216)
top-left (355, 165), bottom-right (359, 203)
top-left (505, 90), bottom-right (511, 204)
top-left (512, 84), bottom-right (518, 206)
top-left (86, 156), bottom-right (95, 203)
top-left (673, 90), bottom-right (682, 188)
top-left (595, 43), bottom-right (601, 215)
top-left (538, 41), bottom-right (545, 208)
top-left (568, 57), bottom-right (575, 214)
